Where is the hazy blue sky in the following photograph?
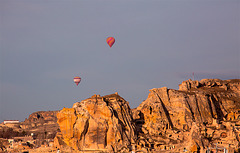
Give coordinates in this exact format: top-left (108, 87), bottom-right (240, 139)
top-left (1, 0), bottom-right (239, 122)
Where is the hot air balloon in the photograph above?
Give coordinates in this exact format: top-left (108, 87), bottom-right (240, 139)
top-left (106, 37), bottom-right (115, 48)
top-left (74, 76), bottom-right (81, 86)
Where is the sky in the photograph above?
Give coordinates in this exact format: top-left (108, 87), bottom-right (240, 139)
top-left (0, 0), bottom-right (239, 122)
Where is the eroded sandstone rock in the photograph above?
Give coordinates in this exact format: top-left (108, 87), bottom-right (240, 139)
top-left (55, 93), bottom-right (136, 152)
top-left (54, 79), bottom-right (240, 152)
top-left (133, 79), bottom-right (240, 152)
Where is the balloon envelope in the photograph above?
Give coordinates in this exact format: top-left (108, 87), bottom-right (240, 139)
top-left (106, 37), bottom-right (115, 47)
top-left (74, 77), bottom-right (81, 86)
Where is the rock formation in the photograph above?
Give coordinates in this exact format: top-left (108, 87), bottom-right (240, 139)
top-left (2, 79), bottom-right (239, 152)
top-left (21, 111), bottom-right (60, 140)
top-left (0, 111), bottom-right (59, 139)
top-left (24, 111), bottom-right (59, 123)
top-left (133, 79), bottom-right (240, 152)
top-left (55, 93), bottom-right (136, 152)
top-left (55, 79), bottom-right (240, 153)
top-left (0, 111), bottom-right (60, 152)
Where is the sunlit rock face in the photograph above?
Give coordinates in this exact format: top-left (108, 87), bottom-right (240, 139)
top-left (133, 79), bottom-right (240, 152)
top-left (55, 93), bottom-right (136, 152)
top-left (54, 79), bottom-right (240, 152)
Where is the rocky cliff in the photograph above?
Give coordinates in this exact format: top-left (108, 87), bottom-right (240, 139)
top-left (0, 111), bottom-right (59, 140)
top-left (21, 111), bottom-right (59, 139)
top-left (0, 111), bottom-right (60, 152)
top-left (55, 79), bottom-right (240, 153)
top-left (55, 93), bottom-right (136, 152)
top-left (24, 111), bottom-right (59, 123)
top-left (133, 79), bottom-right (240, 152)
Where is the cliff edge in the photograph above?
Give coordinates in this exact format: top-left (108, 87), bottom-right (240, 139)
top-left (133, 79), bottom-right (240, 152)
top-left (54, 79), bottom-right (240, 152)
top-left (55, 93), bottom-right (136, 152)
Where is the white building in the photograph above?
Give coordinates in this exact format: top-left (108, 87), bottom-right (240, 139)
top-left (3, 120), bottom-right (19, 124)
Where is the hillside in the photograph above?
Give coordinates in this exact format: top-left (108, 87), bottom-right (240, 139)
top-left (54, 79), bottom-right (240, 153)
top-left (1, 79), bottom-right (239, 153)
top-left (0, 111), bottom-right (59, 152)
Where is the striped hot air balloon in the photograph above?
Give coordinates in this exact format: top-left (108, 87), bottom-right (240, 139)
top-left (106, 37), bottom-right (115, 48)
top-left (74, 76), bottom-right (81, 86)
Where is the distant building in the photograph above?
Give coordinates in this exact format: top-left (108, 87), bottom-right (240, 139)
top-left (4, 120), bottom-right (19, 124)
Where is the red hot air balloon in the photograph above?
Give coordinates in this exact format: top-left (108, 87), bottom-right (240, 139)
top-left (106, 37), bottom-right (115, 48)
top-left (74, 76), bottom-right (81, 86)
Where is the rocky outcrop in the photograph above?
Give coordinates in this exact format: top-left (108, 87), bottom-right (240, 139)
top-left (179, 79), bottom-right (240, 94)
top-left (0, 111), bottom-right (59, 139)
top-left (24, 111), bottom-right (59, 123)
top-left (20, 111), bottom-right (59, 140)
top-left (133, 79), bottom-right (240, 152)
top-left (51, 79), bottom-right (240, 153)
top-left (55, 93), bottom-right (136, 152)
top-left (53, 79), bottom-right (240, 153)
top-left (0, 111), bottom-right (60, 152)
top-left (1, 79), bottom-right (238, 152)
